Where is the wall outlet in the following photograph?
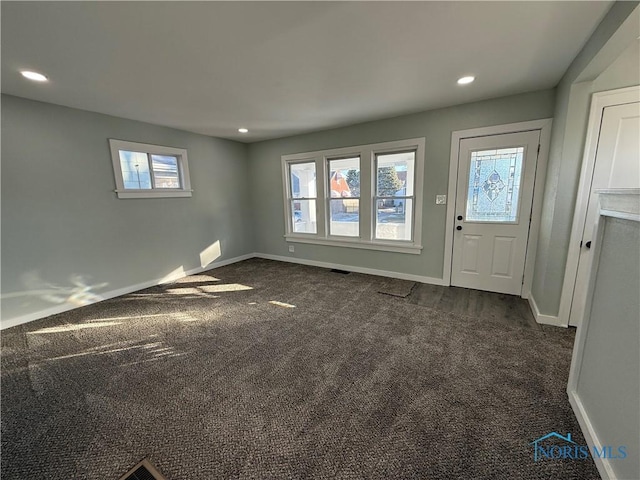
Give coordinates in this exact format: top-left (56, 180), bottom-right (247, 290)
top-left (436, 195), bottom-right (447, 205)
top-left (288, 245), bottom-right (295, 253)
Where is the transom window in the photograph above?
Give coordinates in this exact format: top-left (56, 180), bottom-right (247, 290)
top-left (109, 139), bottom-right (192, 198)
top-left (282, 138), bottom-right (425, 254)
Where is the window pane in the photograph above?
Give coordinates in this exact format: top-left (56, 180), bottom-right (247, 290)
top-left (151, 155), bottom-right (180, 189)
top-left (376, 198), bottom-right (412, 241)
top-left (465, 147), bottom-right (524, 223)
top-left (328, 157), bottom-right (360, 198)
top-left (119, 150), bottom-right (151, 189)
top-left (292, 199), bottom-right (317, 233)
top-left (329, 199), bottom-right (359, 237)
top-left (376, 151), bottom-right (415, 197)
top-left (290, 162), bottom-right (316, 198)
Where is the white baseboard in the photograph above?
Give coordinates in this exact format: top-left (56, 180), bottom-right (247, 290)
top-left (528, 294), bottom-right (565, 327)
top-left (568, 389), bottom-right (617, 480)
top-left (0, 253), bottom-right (254, 330)
top-left (3, 251), bottom-right (450, 330)
top-left (254, 253), bottom-right (447, 286)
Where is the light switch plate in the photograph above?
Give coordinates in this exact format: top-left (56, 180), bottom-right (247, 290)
top-left (288, 245), bottom-right (295, 253)
top-left (436, 195), bottom-right (447, 205)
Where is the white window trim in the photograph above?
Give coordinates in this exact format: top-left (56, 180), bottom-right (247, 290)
top-left (281, 138), bottom-right (425, 254)
top-left (109, 139), bottom-right (193, 199)
top-left (326, 155), bottom-right (362, 239)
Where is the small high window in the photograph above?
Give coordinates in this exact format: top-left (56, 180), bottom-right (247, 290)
top-left (109, 139), bottom-right (192, 198)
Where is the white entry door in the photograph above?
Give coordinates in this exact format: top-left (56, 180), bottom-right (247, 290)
top-left (569, 100), bottom-right (640, 326)
top-left (451, 130), bottom-right (540, 295)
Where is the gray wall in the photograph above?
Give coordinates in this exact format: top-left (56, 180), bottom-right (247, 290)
top-left (576, 217), bottom-right (640, 479)
top-left (531, 1), bottom-right (639, 316)
top-left (1, 95), bottom-right (252, 325)
top-left (247, 89), bottom-right (555, 278)
top-left (592, 38), bottom-right (640, 92)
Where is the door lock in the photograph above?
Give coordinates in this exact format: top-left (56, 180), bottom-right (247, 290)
top-left (456, 226), bottom-right (462, 231)
top-left (457, 215), bottom-right (463, 221)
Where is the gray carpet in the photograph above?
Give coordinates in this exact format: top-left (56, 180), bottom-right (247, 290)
top-left (377, 278), bottom-right (416, 298)
top-left (1, 258), bottom-right (599, 479)
top-left (408, 282), bottom-right (541, 330)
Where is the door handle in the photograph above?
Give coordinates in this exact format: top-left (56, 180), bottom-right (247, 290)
top-left (456, 226), bottom-right (462, 231)
top-left (585, 241), bottom-right (591, 249)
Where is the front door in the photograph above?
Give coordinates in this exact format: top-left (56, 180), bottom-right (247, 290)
top-left (451, 130), bottom-right (540, 295)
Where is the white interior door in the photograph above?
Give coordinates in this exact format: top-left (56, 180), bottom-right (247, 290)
top-left (569, 100), bottom-right (640, 326)
top-left (451, 130), bottom-right (540, 295)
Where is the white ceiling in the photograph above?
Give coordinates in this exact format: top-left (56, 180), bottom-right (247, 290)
top-left (1, 1), bottom-right (612, 143)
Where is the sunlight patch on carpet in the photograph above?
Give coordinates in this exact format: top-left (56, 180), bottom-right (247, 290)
top-left (27, 321), bottom-right (122, 334)
top-left (269, 300), bottom-right (296, 308)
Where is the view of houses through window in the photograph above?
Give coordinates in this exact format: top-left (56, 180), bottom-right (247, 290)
top-left (119, 151), bottom-right (181, 190)
top-left (328, 156), bottom-right (360, 237)
top-left (375, 151), bottom-right (415, 241)
top-left (284, 138), bottom-right (424, 252)
top-left (109, 139), bottom-right (192, 199)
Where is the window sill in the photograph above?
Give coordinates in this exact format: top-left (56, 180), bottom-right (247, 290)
top-left (284, 235), bottom-right (422, 254)
top-left (115, 189), bottom-right (193, 199)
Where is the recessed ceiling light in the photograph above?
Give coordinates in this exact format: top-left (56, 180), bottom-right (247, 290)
top-left (20, 70), bottom-right (48, 82)
top-left (457, 76), bottom-right (475, 85)
top-left (238, 128), bottom-right (249, 133)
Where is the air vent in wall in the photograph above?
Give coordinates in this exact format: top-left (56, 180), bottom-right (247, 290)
top-left (330, 269), bottom-right (350, 274)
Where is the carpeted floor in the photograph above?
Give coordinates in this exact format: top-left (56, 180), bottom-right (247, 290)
top-left (1, 258), bottom-right (599, 479)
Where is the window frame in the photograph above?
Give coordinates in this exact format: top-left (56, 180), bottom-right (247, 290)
top-left (109, 139), bottom-right (193, 199)
top-left (286, 159), bottom-right (319, 235)
top-left (374, 149), bottom-right (417, 243)
top-left (281, 138), bottom-right (425, 254)
top-left (326, 155), bottom-right (361, 239)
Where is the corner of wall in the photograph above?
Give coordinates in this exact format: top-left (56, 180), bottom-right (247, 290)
top-left (528, 292), bottom-right (564, 328)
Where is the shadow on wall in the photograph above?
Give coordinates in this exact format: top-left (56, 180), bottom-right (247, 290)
top-left (1, 271), bottom-right (109, 310)
top-left (1, 239), bottom-right (230, 323)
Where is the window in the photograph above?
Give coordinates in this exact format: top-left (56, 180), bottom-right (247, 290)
top-left (288, 161), bottom-right (317, 234)
top-left (375, 151), bottom-right (415, 241)
top-left (465, 147), bottom-right (524, 223)
top-left (328, 156), bottom-right (360, 238)
top-left (109, 139), bottom-right (192, 198)
top-left (281, 138), bottom-right (424, 254)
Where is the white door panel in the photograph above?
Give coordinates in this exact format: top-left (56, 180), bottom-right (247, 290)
top-left (492, 236), bottom-right (516, 277)
top-left (461, 235), bottom-right (481, 273)
top-left (451, 130), bottom-right (540, 295)
top-left (607, 112), bottom-right (639, 188)
top-left (570, 101), bottom-right (640, 326)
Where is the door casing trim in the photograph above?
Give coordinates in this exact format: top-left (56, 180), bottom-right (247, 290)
top-left (445, 118), bottom-right (552, 299)
top-left (560, 85), bottom-right (640, 327)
